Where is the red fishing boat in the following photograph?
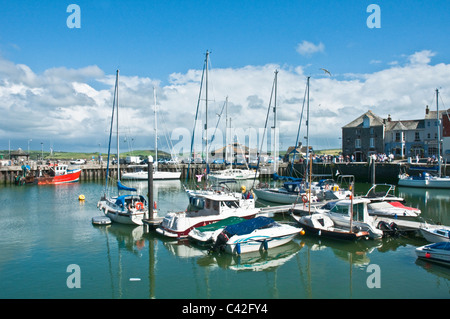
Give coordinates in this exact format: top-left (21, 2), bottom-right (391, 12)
top-left (37, 164), bottom-right (82, 185)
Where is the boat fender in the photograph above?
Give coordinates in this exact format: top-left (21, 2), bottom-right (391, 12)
top-left (263, 240), bottom-right (268, 251)
top-left (236, 243), bottom-right (241, 255)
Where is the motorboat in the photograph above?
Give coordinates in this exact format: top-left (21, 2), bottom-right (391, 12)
top-left (212, 216), bottom-right (303, 254)
top-left (419, 225), bottom-right (450, 243)
top-left (367, 201), bottom-right (421, 217)
top-left (315, 198), bottom-right (384, 239)
top-left (156, 192), bottom-right (260, 239)
top-left (416, 241), bottom-right (450, 266)
top-left (188, 216), bottom-right (246, 246)
top-left (291, 213), bottom-right (370, 241)
top-left (36, 164), bottom-right (81, 185)
top-left (398, 172), bottom-right (450, 189)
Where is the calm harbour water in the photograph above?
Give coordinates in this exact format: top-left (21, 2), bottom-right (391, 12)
top-left (0, 179), bottom-right (449, 299)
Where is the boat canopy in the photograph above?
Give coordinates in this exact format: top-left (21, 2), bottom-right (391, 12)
top-left (114, 194), bottom-right (146, 207)
top-left (427, 242), bottom-right (450, 250)
top-left (117, 181), bottom-right (137, 192)
top-left (196, 217), bottom-right (246, 233)
top-left (283, 182), bottom-right (303, 193)
top-left (224, 216), bottom-right (275, 237)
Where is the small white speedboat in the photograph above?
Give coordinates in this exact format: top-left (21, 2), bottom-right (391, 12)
top-left (212, 216), bottom-right (303, 254)
top-left (292, 213), bottom-right (370, 241)
top-left (416, 241), bottom-right (450, 266)
top-left (367, 201), bottom-right (421, 217)
top-left (188, 216), bottom-right (246, 246)
top-left (419, 226), bottom-right (450, 243)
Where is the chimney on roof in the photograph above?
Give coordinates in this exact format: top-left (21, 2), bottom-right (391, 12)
top-left (387, 114), bottom-right (391, 122)
top-left (426, 105), bottom-right (429, 115)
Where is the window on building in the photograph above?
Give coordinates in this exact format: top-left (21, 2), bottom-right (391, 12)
top-left (428, 147), bottom-right (438, 157)
top-left (415, 132), bottom-right (420, 141)
top-left (355, 139), bottom-right (361, 148)
top-left (395, 132), bottom-right (401, 142)
top-left (370, 138), bottom-right (375, 148)
top-left (363, 116), bottom-right (370, 128)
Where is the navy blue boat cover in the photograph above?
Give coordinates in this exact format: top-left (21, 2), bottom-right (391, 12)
top-left (117, 181), bottom-right (137, 192)
top-left (224, 216), bottom-right (275, 236)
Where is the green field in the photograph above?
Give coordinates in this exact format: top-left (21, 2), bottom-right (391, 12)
top-left (0, 149), bottom-right (172, 161)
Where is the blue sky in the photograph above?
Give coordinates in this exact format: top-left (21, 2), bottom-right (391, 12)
top-left (1, 1), bottom-right (450, 154)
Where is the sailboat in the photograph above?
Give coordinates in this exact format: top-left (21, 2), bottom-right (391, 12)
top-left (398, 89), bottom-right (450, 188)
top-left (254, 75), bottom-right (316, 204)
top-left (97, 70), bottom-right (149, 226)
top-left (208, 99), bottom-right (260, 181)
top-left (122, 87), bottom-right (181, 181)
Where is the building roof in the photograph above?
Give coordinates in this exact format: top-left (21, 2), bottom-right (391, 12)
top-left (342, 110), bottom-right (385, 128)
top-left (385, 119), bottom-right (424, 131)
top-left (425, 108), bottom-right (450, 120)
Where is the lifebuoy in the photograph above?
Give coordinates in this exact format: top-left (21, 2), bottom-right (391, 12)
top-left (135, 202), bottom-right (144, 210)
top-left (301, 194), bottom-right (308, 203)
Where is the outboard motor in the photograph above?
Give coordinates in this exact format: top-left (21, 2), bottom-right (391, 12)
top-left (210, 231), bottom-right (230, 253)
top-left (377, 221), bottom-right (400, 237)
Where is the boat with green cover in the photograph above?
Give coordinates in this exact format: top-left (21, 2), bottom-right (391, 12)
top-left (188, 216), bottom-right (246, 246)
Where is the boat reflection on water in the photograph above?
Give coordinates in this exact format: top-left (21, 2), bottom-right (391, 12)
top-left (199, 240), bottom-right (303, 272)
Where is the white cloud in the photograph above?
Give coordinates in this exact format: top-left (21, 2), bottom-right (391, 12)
top-left (407, 50), bottom-right (436, 65)
top-left (296, 41), bottom-right (325, 56)
top-left (1, 50), bottom-right (450, 153)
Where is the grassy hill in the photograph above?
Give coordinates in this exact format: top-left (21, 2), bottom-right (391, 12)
top-left (1, 148), bottom-right (341, 161)
top-left (0, 149), bottom-right (172, 161)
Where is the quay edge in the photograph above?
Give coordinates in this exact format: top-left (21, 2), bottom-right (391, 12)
top-left (0, 162), bottom-right (448, 185)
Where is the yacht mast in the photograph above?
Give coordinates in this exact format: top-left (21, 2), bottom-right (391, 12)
top-left (305, 76), bottom-right (310, 184)
top-left (154, 87), bottom-right (158, 171)
top-left (116, 69), bottom-right (120, 188)
top-left (437, 88), bottom-right (441, 177)
top-left (205, 51), bottom-right (209, 166)
top-left (273, 70), bottom-right (278, 174)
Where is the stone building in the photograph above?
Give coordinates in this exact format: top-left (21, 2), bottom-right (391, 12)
top-left (341, 110), bottom-right (385, 161)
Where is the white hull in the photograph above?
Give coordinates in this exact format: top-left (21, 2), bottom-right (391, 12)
top-left (157, 192), bottom-right (260, 239)
top-left (420, 226), bottom-right (450, 243)
top-left (157, 209), bottom-right (258, 238)
top-left (398, 175), bottom-right (450, 189)
top-left (253, 188), bottom-right (298, 204)
top-left (122, 170), bottom-right (181, 180)
top-left (253, 188), bottom-right (319, 205)
top-left (224, 224), bottom-right (301, 254)
top-left (416, 242), bottom-right (450, 266)
top-left (367, 201), bottom-right (421, 217)
top-left (97, 198), bottom-right (146, 226)
top-left (208, 169), bottom-right (259, 181)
